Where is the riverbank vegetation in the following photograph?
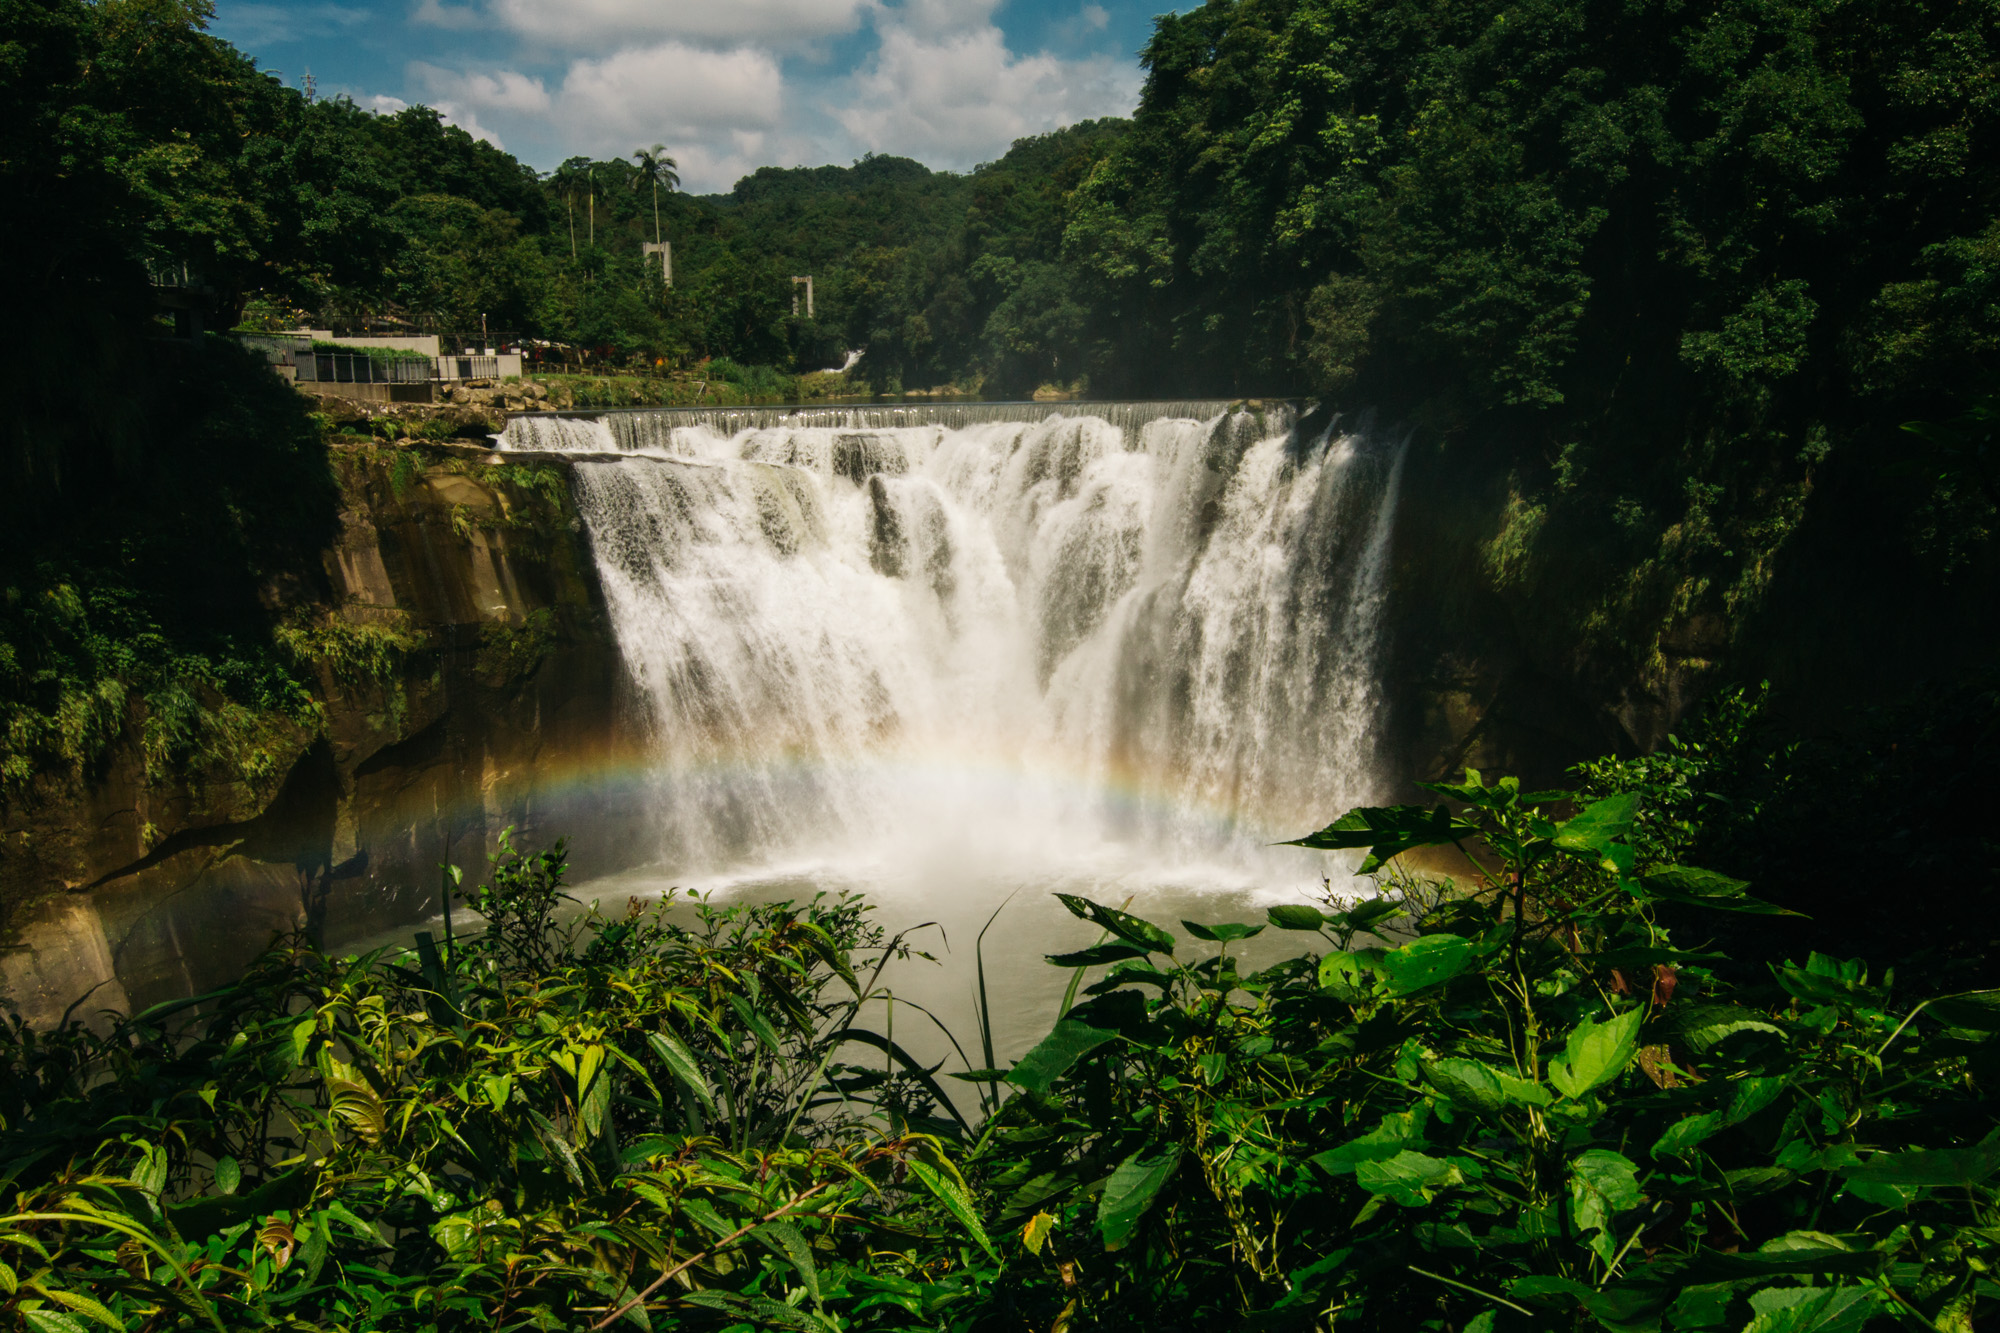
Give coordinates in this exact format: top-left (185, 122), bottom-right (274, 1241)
top-left (2, 695), bottom-right (1996, 1331)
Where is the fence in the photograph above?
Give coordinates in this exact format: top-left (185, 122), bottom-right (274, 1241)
top-left (234, 335), bottom-right (512, 386)
top-left (296, 352), bottom-right (434, 385)
top-left (445, 356), bottom-right (500, 381)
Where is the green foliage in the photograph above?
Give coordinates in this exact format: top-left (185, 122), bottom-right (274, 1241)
top-left (0, 344), bottom-right (337, 795)
top-left (474, 609), bottom-right (559, 683)
top-left (4, 747), bottom-right (1998, 1330)
top-left (0, 842), bottom-right (992, 1329)
top-left (308, 342), bottom-right (432, 365)
top-left (275, 613), bottom-right (425, 688)
top-left (959, 768), bottom-right (2000, 1332)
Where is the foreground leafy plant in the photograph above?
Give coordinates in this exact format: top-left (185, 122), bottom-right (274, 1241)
top-left (4, 761), bottom-right (1995, 1332)
top-left (969, 771), bottom-right (2000, 1333)
top-left (0, 840), bottom-right (990, 1330)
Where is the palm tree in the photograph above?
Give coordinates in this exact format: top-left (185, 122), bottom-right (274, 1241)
top-left (551, 158), bottom-right (591, 259)
top-left (630, 144), bottom-right (680, 245)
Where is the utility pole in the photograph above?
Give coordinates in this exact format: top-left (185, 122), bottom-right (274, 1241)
top-left (790, 275), bottom-right (814, 319)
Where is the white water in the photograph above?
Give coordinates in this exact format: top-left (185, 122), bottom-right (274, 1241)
top-left (499, 402), bottom-right (1407, 914)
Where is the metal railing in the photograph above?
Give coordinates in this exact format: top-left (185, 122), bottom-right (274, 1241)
top-left (296, 353), bottom-right (433, 385)
top-left (445, 356), bottom-right (500, 381)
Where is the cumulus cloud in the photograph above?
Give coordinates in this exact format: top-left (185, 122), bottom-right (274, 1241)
top-left (836, 15), bottom-right (1140, 167)
top-left (412, 63), bottom-right (552, 114)
top-left (405, 44), bottom-right (787, 187)
top-left (413, 0), bottom-right (867, 49)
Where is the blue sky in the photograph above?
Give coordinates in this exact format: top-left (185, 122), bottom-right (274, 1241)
top-left (210, 0), bottom-right (1174, 193)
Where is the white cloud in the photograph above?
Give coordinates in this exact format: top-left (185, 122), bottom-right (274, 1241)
top-left (405, 44), bottom-right (787, 188)
top-left (836, 17), bottom-right (1140, 167)
top-left (412, 62), bottom-right (552, 114)
top-left (369, 93), bottom-right (410, 114)
top-left (413, 0), bottom-right (867, 49)
top-left (555, 43), bottom-right (783, 144)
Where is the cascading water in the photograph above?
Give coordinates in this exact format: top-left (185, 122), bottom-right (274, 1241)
top-left (498, 401), bottom-right (1407, 903)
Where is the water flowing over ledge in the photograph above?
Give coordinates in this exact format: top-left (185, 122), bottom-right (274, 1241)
top-left (499, 401), bottom-right (1404, 901)
top-left (501, 400), bottom-right (1260, 454)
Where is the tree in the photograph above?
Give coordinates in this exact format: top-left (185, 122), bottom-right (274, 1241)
top-left (630, 143), bottom-right (680, 246)
top-left (551, 157), bottom-right (591, 259)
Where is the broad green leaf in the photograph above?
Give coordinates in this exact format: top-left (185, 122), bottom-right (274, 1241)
top-left (213, 1156), bottom-right (240, 1195)
top-left (1266, 904), bottom-right (1326, 931)
top-left (1054, 894), bottom-right (1176, 952)
top-left (1020, 1210), bottom-right (1056, 1255)
top-left (1553, 793), bottom-right (1638, 854)
top-left (1378, 934), bottom-right (1478, 994)
top-left (1045, 942), bottom-right (1150, 967)
top-left (1927, 988), bottom-right (2000, 1029)
top-left (1727, 1076), bottom-right (1787, 1123)
top-left (1838, 1145), bottom-right (2000, 1186)
top-left (1310, 1110), bottom-right (1428, 1175)
top-left (1668, 1004), bottom-right (1785, 1054)
top-left (578, 1047), bottom-right (612, 1141)
top-left (1548, 1007), bottom-right (1645, 1099)
top-left (1570, 1149), bottom-right (1642, 1262)
top-left (728, 993), bottom-right (784, 1050)
top-left (1283, 804), bottom-right (1463, 873)
top-left (1180, 920), bottom-right (1264, 942)
top-left (757, 1219), bottom-right (822, 1306)
top-left (1654, 1077), bottom-right (1786, 1158)
top-left (128, 1139), bottom-right (168, 1203)
top-left (1318, 949), bottom-right (1384, 1001)
top-left (327, 1077), bottom-right (387, 1142)
top-left (1653, 1111), bottom-right (1725, 1158)
top-left (1741, 1284), bottom-right (1872, 1333)
top-left (481, 1073), bottom-right (513, 1110)
top-left (1008, 1018), bottom-right (1119, 1094)
top-left (22, 1309), bottom-right (92, 1333)
top-left (1421, 1058), bottom-right (1550, 1113)
top-left (1340, 898), bottom-right (1404, 933)
top-left (1098, 1146), bottom-right (1182, 1250)
top-left (1083, 958), bottom-right (1173, 994)
top-left (1355, 1149), bottom-right (1460, 1206)
top-left (646, 1029), bottom-right (717, 1115)
top-left (1509, 1275), bottom-right (1594, 1304)
top-left (1688, 1240), bottom-right (1885, 1281)
top-left (907, 1157), bottom-right (997, 1259)
top-left (1064, 988), bottom-right (1147, 1031)
top-left (290, 1017), bottom-right (316, 1066)
top-left (1641, 866), bottom-right (1799, 915)
top-left (44, 1289), bottom-right (123, 1333)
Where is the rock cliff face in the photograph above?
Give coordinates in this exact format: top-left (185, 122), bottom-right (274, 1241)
top-left (0, 444), bottom-right (645, 1024)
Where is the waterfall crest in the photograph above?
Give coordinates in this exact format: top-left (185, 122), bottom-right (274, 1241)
top-left (500, 402), bottom-right (1405, 891)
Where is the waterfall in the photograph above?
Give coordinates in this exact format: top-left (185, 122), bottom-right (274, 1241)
top-left (499, 402), bottom-right (1405, 895)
